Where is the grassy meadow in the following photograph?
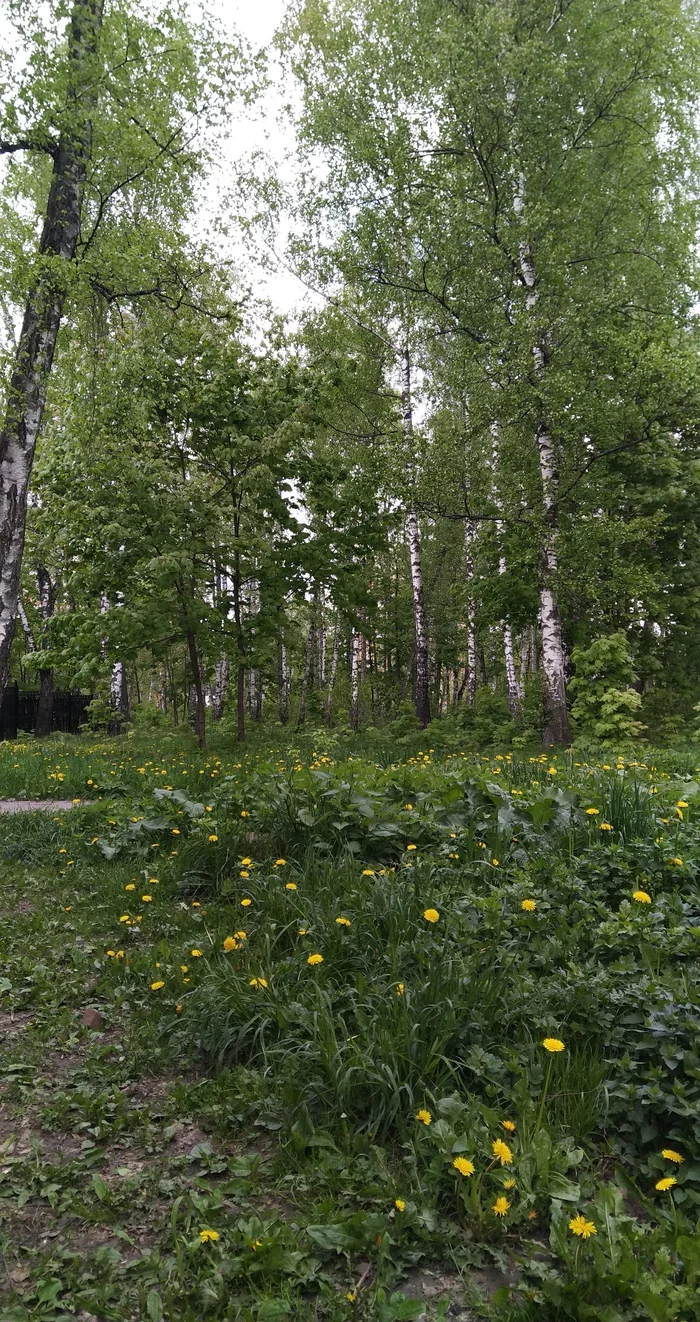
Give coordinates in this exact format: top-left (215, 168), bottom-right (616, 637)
top-left (1, 730), bottom-right (700, 1320)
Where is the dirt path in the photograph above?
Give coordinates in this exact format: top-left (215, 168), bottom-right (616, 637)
top-left (0, 799), bottom-right (79, 813)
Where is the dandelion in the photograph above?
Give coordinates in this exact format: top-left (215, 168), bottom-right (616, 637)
top-left (452, 1156), bottom-right (475, 1177)
top-left (501, 1120), bottom-right (516, 1132)
top-left (492, 1139), bottom-right (513, 1166)
top-left (346, 1292), bottom-right (357, 1304)
top-left (142, 894), bottom-right (153, 903)
top-left (585, 807), bottom-right (599, 816)
top-left (335, 916), bottom-right (351, 927)
top-left (394, 1198), bottom-right (406, 1212)
top-left (632, 890), bottom-right (651, 904)
top-left (423, 908), bottom-right (440, 923)
top-left (503, 1179), bottom-right (516, 1190)
top-left (492, 1197), bottom-right (510, 1217)
top-left (249, 977), bottom-right (268, 989)
top-left (241, 857), bottom-right (252, 865)
top-left (416, 1109), bottom-right (432, 1126)
top-left (208, 834), bottom-right (218, 843)
top-left (542, 1038), bottom-right (565, 1053)
top-left (172, 829), bottom-right (180, 835)
top-left (670, 857), bottom-right (684, 866)
top-left (235, 931), bottom-right (247, 940)
top-left (240, 870), bottom-right (249, 878)
top-left (396, 982), bottom-right (405, 996)
top-left (600, 822), bottom-right (613, 831)
top-left (199, 1229), bottom-right (219, 1243)
top-left (491, 858), bottom-right (499, 866)
top-left (241, 898), bottom-right (252, 907)
top-left (661, 1149), bottom-right (684, 1163)
top-left (655, 1177), bottom-right (677, 1192)
top-left (569, 1215), bottom-right (596, 1239)
top-left (180, 964), bottom-right (188, 972)
top-left (362, 869), bottom-right (375, 876)
top-left (191, 949), bottom-right (202, 957)
top-left (298, 928), bottom-right (308, 936)
top-left (223, 937), bottom-right (238, 952)
top-left (240, 810), bottom-right (250, 818)
top-left (176, 1003), bottom-right (182, 1014)
top-left (677, 800), bottom-right (689, 809)
top-left (125, 883), bottom-right (135, 891)
top-left (119, 915), bottom-right (130, 923)
top-left (307, 953), bottom-right (324, 966)
top-left (285, 882), bottom-right (297, 891)
top-left (150, 980), bottom-right (165, 991)
top-left (521, 899), bottom-right (536, 912)
top-left (106, 949), bottom-right (116, 957)
top-left (407, 844), bottom-right (417, 851)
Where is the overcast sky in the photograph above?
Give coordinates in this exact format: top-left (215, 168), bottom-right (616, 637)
top-left (207, 0), bottom-right (313, 317)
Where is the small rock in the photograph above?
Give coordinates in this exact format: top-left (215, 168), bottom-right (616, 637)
top-left (80, 1007), bottom-right (104, 1030)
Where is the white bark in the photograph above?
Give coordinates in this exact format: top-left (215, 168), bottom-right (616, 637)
top-left (464, 516), bottom-right (477, 704)
top-left (213, 655), bottom-right (229, 721)
top-left (401, 345), bottom-right (430, 726)
top-left (490, 420), bottom-right (522, 718)
top-left (324, 628), bottom-right (339, 724)
top-left (349, 630), bottom-right (360, 729)
top-left (17, 598), bottom-right (36, 652)
top-left (279, 641), bottom-right (289, 724)
top-left (514, 173), bottom-right (570, 743)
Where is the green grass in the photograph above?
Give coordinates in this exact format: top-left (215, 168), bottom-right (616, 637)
top-left (1, 734), bottom-right (700, 1319)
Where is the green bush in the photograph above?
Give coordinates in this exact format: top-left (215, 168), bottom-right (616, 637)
top-left (570, 634), bottom-right (644, 745)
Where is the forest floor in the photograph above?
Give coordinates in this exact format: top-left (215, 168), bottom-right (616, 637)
top-left (0, 731), bottom-right (699, 1321)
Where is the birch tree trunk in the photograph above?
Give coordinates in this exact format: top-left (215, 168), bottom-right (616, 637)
top-left (279, 642), bottom-right (289, 725)
top-left (186, 628), bottom-right (205, 749)
top-left (464, 515), bottom-right (477, 705)
top-left (349, 631), bottom-right (360, 730)
top-left (401, 346), bottom-right (430, 727)
top-left (0, 0), bottom-right (104, 699)
top-left (212, 655), bottom-right (229, 721)
top-left (515, 178), bottom-right (571, 744)
top-left (17, 599), bottom-right (36, 653)
top-left (324, 628), bottom-right (339, 725)
top-left (297, 620), bottom-right (315, 727)
top-left (35, 564), bottom-right (56, 737)
top-left (490, 422), bottom-right (522, 718)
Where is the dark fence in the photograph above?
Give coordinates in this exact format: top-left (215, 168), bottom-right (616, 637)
top-left (0, 685), bottom-right (92, 741)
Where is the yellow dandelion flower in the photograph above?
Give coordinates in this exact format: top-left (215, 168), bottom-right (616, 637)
top-left (394, 1198), bottom-right (406, 1212)
top-left (416, 1109), bottom-right (432, 1126)
top-left (491, 857), bottom-right (499, 866)
top-left (150, 980), bottom-right (165, 991)
top-left (241, 857), bottom-right (252, 865)
top-left (235, 930), bottom-right (247, 940)
top-left (307, 953), bottom-right (324, 966)
top-left (125, 883), bottom-right (136, 891)
top-left (241, 898), bottom-right (252, 907)
top-left (239, 869), bottom-right (249, 878)
top-left (423, 908), bottom-right (440, 923)
top-left (655, 1177), bottom-right (677, 1192)
top-left (298, 928), bottom-right (308, 936)
top-left (661, 1148), bottom-right (684, 1163)
top-left (492, 1197), bottom-right (510, 1217)
top-left (191, 949), bottom-right (202, 957)
top-left (521, 899), bottom-right (536, 912)
top-left (249, 977), bottom-right (268, 988)
top-left (285, 882), bottom-right (297, 891)
top-left (452, 1156), bottom-right (475, 1177)
top-left (492, 1139), bottom-right (513, 1165)
top-left (208, 834), bottom-right (218, 843)
top-left (362, 869), bottom-right (375, 876)
top-left (223, 936), bottom-right (238, 952)
top-left (569, 1215), bottom-right (596, 1239)
top-left (501, 1120), bottom-right (516, 1132)
top-left (542, 1037), bottom-right (565, 1053)
top-left (274, 858), bottom-right (286, 866)
top-left (142, 894), bottom-right (153, 903)
top-left (585, 807), bottom-right (599, 816)
top-left (600, 822), bottom-right (613, 831)
top-left (176, 1003), bottom-right (182, 1014)
top-left (670, 857), bottom-right (684, 865)
top-left (632, 890), bottom-right (651, 904)
top-left (335, 916), bottom-right (351, 927)
top-left (396, 982), bottom-right (405, 996)
top-left (677, 801), bottom-right (688, 809)
top-left (406, 843), bottom-right (417, 851)
top-left (199, 1228), bottom-right (219, 1243)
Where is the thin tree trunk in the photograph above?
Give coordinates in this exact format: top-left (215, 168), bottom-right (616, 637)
top-left (213, 655), bottom-right (229, 721)
top-left (324, 628), bottom-right (339, 725)
top-left (279, 641), bottom-right (289, 725)
top-left (349, 631), bottom-right (360, 730)
top-left (464, 515), bottom-right (477, 705)
top-left (17, 598), bottom-right (36, 652)
top-left (255, 674), bottom-right (263, 721)
top-left (297, 619), bottom-right (315, 726)
top-left (401, 346), bottom-right (430, 727)
top-left (232, 541), bottom-right (245, 742)
top-left (490, 421), bottom-right (522, 719)
top-left (186, 628), bottom-right (205, 749)
top-left (0, 0), bottom-right (104, 699)
top-left (515, 178), bottom-right (570, 744)
top-left (34, 564), bottom-right (56, 737)
top-left (520, 630), bottom-right (530, 690)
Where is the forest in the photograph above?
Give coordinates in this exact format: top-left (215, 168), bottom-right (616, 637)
top-left (1, 2), bottom-right (700, 1320)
